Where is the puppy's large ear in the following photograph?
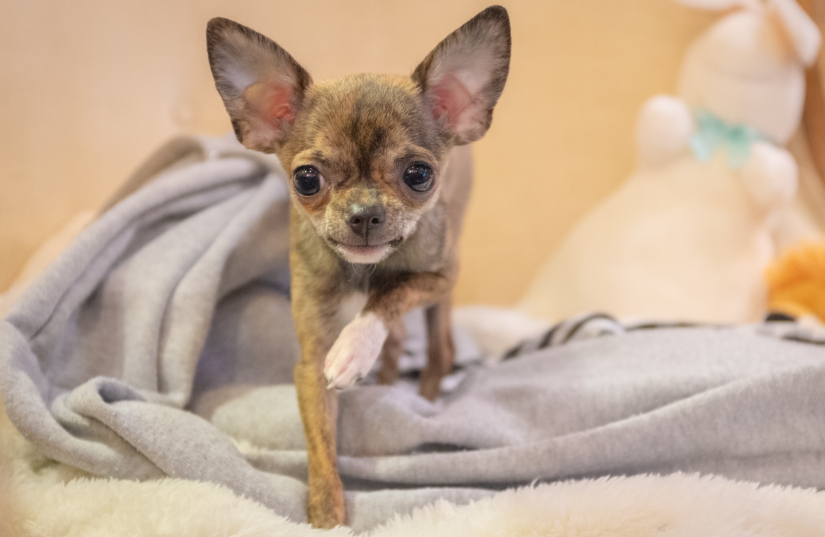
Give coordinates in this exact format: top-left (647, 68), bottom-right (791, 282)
top-left (207, 18), bottom-right (312, 152)
top-left (412, 6), bottom-right (511, 145)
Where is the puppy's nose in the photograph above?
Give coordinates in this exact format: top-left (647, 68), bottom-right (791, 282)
top-left (347, 205), bottom-right (385, 239)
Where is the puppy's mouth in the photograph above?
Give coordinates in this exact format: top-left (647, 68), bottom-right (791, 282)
top-left (328, 238), bottom-right (403, 264)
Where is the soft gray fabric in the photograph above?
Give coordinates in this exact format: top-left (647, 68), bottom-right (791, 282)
top-left (3, 135), bottom-right (825, 532)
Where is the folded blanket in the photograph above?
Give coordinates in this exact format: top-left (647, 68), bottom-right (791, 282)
top-left (3, 135), bottom-right (825, 532)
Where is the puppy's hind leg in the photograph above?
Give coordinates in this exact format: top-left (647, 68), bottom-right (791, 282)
top-left (377, 319), bottom-right (405, 385)
top-left (419, 297), bottom-right (455, 401)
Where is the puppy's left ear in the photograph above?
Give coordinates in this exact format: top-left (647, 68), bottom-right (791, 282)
top-left (207, 18), bottom-right (312, 153)
top-left (412, 6), bottom-right (511, 145)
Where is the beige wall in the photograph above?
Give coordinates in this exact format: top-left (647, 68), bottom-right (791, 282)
top-left (0, 0), bottom-right (713, 306)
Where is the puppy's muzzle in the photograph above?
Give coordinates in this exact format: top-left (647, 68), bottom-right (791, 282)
top-left (347, 204), bottom-right (385, 241)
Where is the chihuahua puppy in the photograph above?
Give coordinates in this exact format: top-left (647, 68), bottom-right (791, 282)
top-left (207, 6), bottom-right (510, 528)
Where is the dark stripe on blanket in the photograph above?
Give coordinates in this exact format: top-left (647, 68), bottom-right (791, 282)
top-left (561, 313), bottom-right (618, 344)
top-left (499, 312), bottom-right (825, 361)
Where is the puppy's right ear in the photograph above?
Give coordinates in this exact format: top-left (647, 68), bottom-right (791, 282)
top-left (207, 18), bottom-right (312, 153)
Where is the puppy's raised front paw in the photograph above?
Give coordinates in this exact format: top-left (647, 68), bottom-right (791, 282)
top-left (324, 312), bottom-right (388, 389)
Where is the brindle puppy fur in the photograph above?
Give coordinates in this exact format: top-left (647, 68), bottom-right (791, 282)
top-left (207, 7), bottom-right (510, 528)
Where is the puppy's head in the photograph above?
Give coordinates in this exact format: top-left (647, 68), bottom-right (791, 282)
top-left (207, 7), bottom-right (510, 264)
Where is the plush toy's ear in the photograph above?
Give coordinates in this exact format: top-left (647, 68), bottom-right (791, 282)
top-left (207, 18), bottom-right (312, 153)
top-left (412, 6), bottom-right (511, 145)
top-left (770, 0), bottom-right (821, 66)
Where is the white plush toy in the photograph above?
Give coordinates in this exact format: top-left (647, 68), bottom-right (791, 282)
top-left (521, 0), bottom-right (821, 324)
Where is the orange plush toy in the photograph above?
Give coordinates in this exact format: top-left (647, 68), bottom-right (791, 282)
top-left (766, 243), bottom-right (825, 322)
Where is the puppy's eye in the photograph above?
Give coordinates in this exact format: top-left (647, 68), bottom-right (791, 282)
top-left (403, 163), bottom-right (434, 193)
top-left (293, 166), bottom-right (324, 196)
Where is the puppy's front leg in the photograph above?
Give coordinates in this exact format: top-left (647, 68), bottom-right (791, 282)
top-left (294, 355), bottom-right (344, 528)
top-left (377, 319), bottom-right (405, 385)
top-left (292, 289), bottom-right (345, 528)
top-left (325, 272), bottom-right (452, 390)
top-left (324, 311), bottom-right (389, 389)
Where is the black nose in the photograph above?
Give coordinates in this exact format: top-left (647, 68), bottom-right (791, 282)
top-left (347, 204), bottom-right (385, 239)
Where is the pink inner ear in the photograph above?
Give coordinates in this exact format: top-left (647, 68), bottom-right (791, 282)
top-left (430, 74), bottom-right (473, 128)
top-left (244, 82), bottom-right (297, 126)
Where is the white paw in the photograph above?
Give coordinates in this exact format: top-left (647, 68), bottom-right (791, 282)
top-left (324, 312), bottom-right (388, 389)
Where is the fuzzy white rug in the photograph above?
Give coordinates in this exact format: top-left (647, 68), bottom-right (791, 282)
top-left (3, 400), bottom-right (825, 537)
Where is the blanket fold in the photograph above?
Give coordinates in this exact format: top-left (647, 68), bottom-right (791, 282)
top-left (3, 134), bottom-right (825, 531)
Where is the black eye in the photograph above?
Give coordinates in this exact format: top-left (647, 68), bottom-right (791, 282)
top-left (403, 163), bottom-right (434, 193)
top-left (293, 166), bottom-right (324, 196)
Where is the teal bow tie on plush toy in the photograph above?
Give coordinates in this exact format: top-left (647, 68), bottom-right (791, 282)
top-left (689, 111), bottom-right (763, 169)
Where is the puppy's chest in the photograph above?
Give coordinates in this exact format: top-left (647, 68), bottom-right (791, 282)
top-left (336, 291), bottom-right (367, 326)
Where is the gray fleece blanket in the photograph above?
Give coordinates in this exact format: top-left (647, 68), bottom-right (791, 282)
top-left (3, 134), bottom-right (825, 532)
